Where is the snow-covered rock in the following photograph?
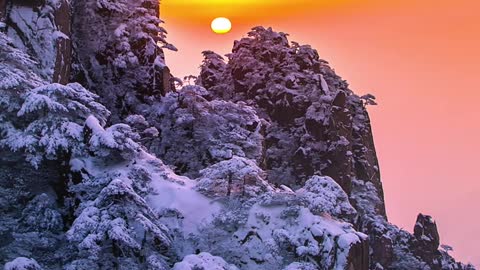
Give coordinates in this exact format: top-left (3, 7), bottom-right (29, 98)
top-left (4, 257), bottom-right (43, 270)
top-left (187, 191), bottom-right (368, 270)
top-left (172, 253), bottom-right (239, 270)
top-left (197, 27), bottom-right (386, 219)
top-left (195, 156), bottom-right (273, 198)
top-left (296, 175), bottom-right (357, 222)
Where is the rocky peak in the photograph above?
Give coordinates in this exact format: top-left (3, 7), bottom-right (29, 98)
top-left (414, 213), bottom-right (441, 251)
top-left (198, 26), bottom-right (386, 218)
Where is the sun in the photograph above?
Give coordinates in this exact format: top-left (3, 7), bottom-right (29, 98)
top-left (211, 17), bottom-right (232, 34)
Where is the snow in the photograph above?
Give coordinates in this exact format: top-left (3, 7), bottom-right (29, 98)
top-left (6, 5), bottom-right (57, 79)
top-left (283, 262), bottom-right (318, 270)
top-left (173, 253), bottom-right (239, 270)
top-left (1, 7), bottom-right (474, 269)
top-left (4, 257), bottom-right (42, 270)
top-left (85, 116), bottom-right (105, 135)
top-left (148, 164), bottom-right (222, 235)
top-left (53, 30), bottom-right (69, 40)
top-left (237, 200), bottom-right (364, 270)
top-left (296, 175), bottom-right (357, 221)
top-left (320, 74), bottom-right (330, 93)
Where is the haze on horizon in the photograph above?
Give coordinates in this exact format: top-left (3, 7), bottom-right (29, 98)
top-left (162, 0), bottom-right (480, 266)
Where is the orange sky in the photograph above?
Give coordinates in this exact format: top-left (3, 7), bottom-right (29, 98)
top-left (161, 0), bottom-right (480, 266)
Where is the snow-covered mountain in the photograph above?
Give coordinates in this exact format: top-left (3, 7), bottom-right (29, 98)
top-left (0, 1), bottom-right (475, 269)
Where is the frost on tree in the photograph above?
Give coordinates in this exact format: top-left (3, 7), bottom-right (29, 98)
top-left (65, 120), bottom-right (174, 269)
top-left (145, 85), bottom-right (265, 178)
top-left (198, 26), bottom-right (386, 217)
top-left (1, 83), bottom-right (108, 167)
top-left (195, 156), bottom-right (272, 198)
top-left (72, 0), bottom-right (177, 122)
top-left (4, 257), bottom-right (43, 270)
top-left (0, 4), bottom-right (476, 270)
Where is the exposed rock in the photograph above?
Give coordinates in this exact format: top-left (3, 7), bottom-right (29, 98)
top-left (346, 238), bottom-right (369, 270)
top-left (197, 27), bottom-right (386, 218)
top-left (412, 213), bottom-right (442, 268)
top-left (0, 0), bottom-right (6, 24)
top-left (413, 213), bottom-right (440, 251)
top-left (52, 0), bottom-right (71, 84)
top-left (4, 0), bottom-right (59, 79)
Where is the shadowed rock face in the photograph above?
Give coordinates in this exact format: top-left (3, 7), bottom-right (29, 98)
top-left (412, 214), bottom-right (443, 268)
top-left (414, 214), bottom-right (440, 251)
top-left (1, 0), bottom-right (72, 84)
top-left (0, 0), bottom-right (6, 23)
top-left (52, 0), bottom-right (71, 84)
top-left (347, 239), bottom-right (370, 270)
top-left (198, 27), bottom-right (387, 218)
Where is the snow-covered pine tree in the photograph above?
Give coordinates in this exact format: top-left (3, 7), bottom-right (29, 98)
top-left (72, 0), bottom-right (177, 123)
top-left (66, 123), bottom-right (173, 269)
top-left (145, 85), bottom-right (265, 178)
top-left (1, 83), bottom-right (109, 168)
top-left (1, 30), bottom-right (172, 268)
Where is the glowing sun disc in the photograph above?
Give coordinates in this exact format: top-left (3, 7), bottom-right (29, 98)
top-left (211, 17), bottom-right (232, 34)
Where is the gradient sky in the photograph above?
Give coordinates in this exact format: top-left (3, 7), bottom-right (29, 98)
top-left (161, 0), bottom-right (480, 266)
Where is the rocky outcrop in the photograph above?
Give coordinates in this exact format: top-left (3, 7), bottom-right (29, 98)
top-left (4, 0), bottom-right (56, 79)
top-left (0, 1), bottom-right (66, 86)
top-left (0, 0), bottom-right (6, 24)
top-left (198, 26), bottom-right (386, 218)
top-left (412, 214), bottom-right (442, 268)
top-left (346, 239), bottom-right (369, 270)
top-left (1, 0), bottom-right (71, 84)
top-left (414, 214), bottom-right (440, 251)
top-left (52, 0), bottom-right (71, 84)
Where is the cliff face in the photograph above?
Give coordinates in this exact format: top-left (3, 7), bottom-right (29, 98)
top-left (197, 27), bottom-right (386, 218)
top-left (0, 2), bottom-right (475, 270)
